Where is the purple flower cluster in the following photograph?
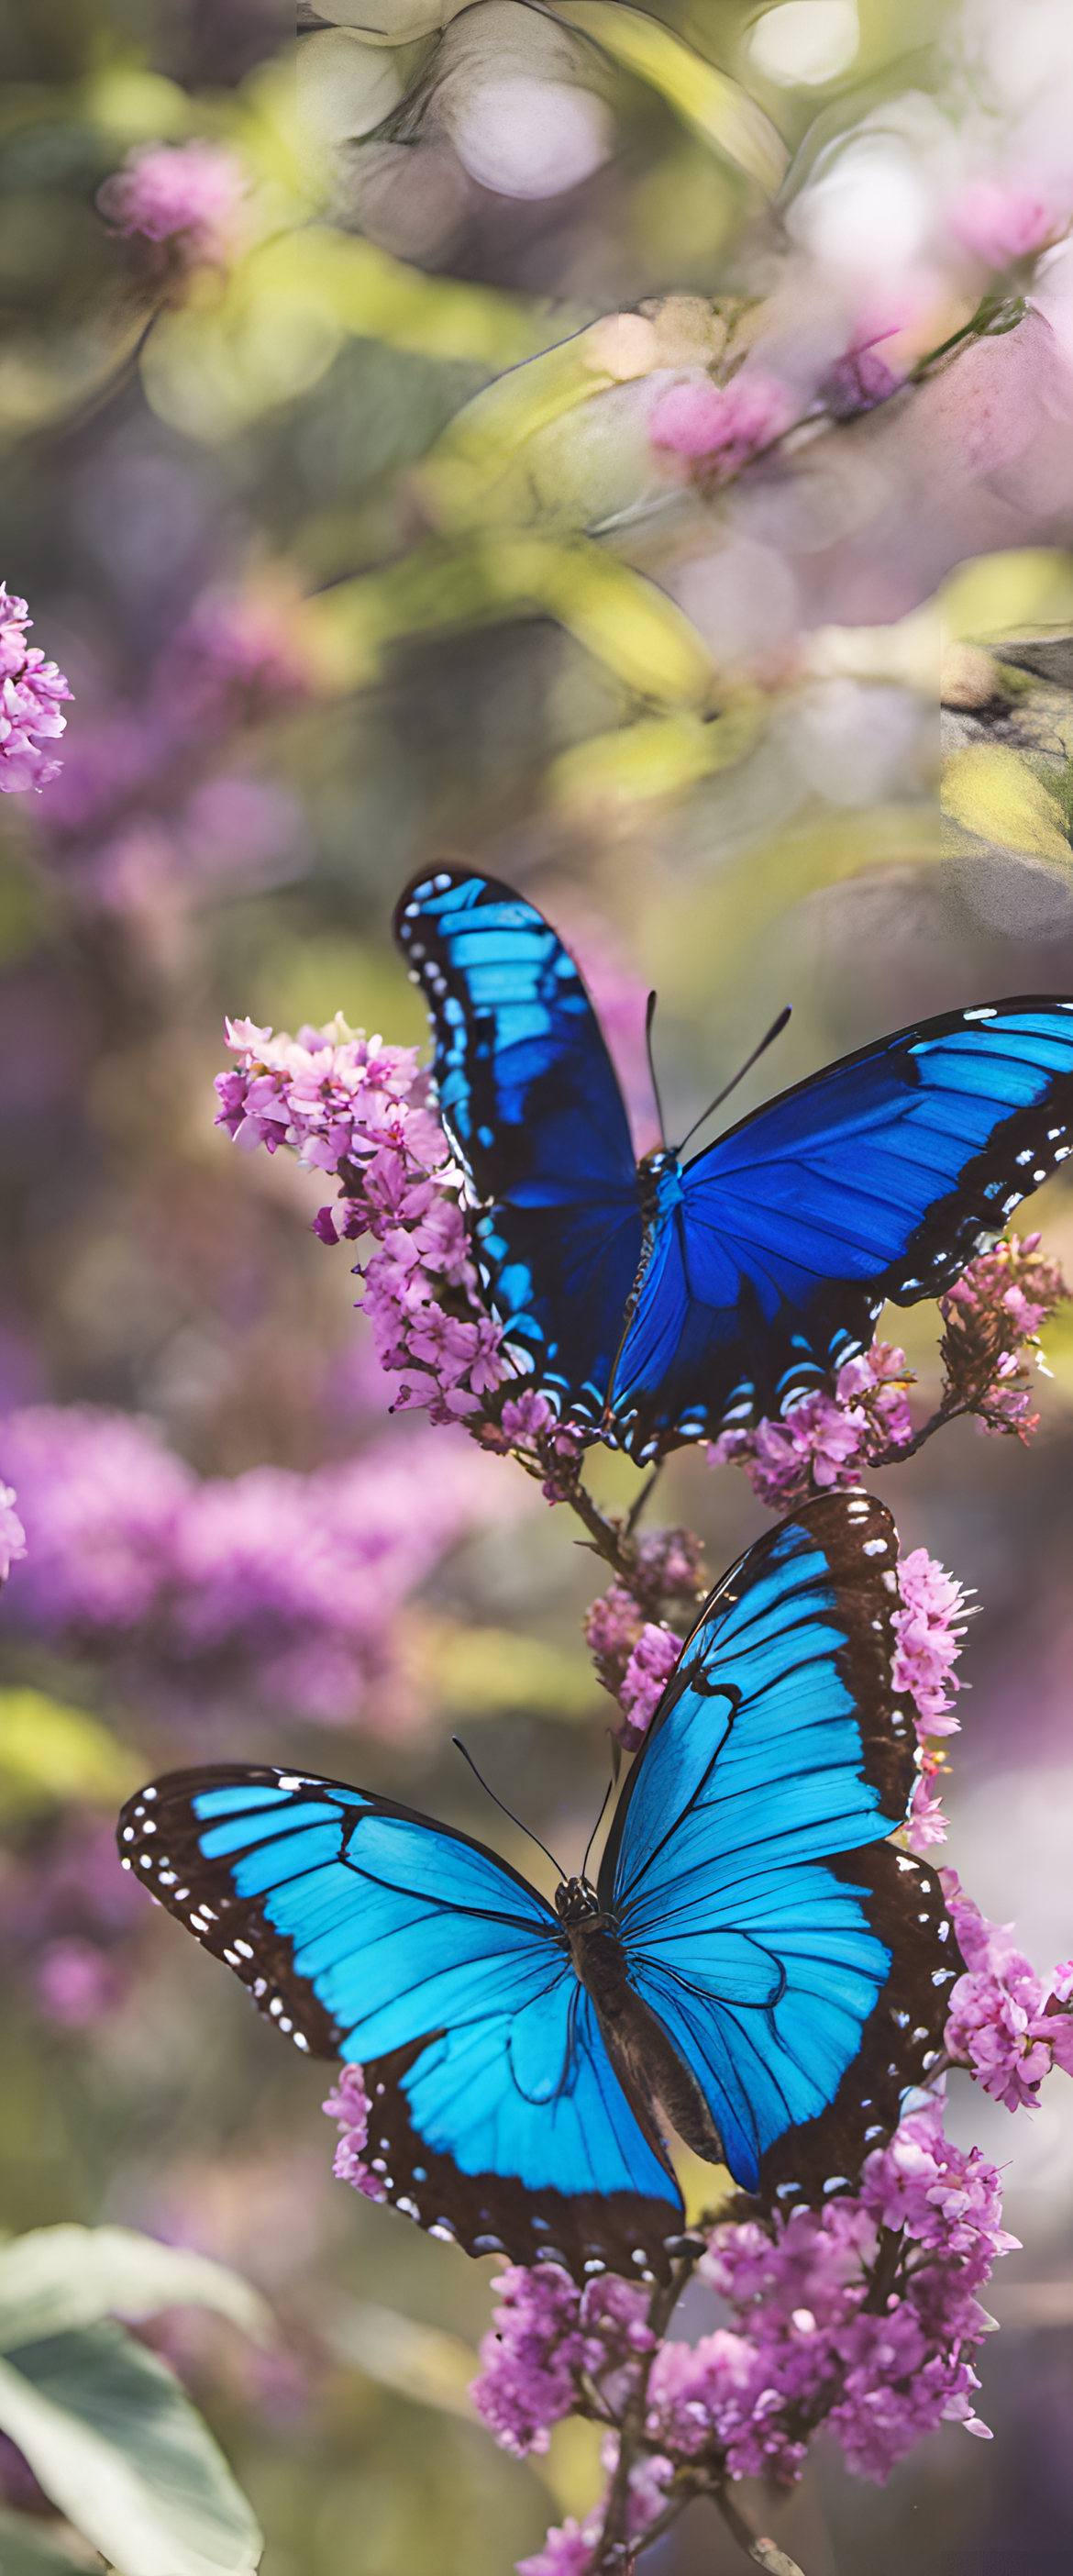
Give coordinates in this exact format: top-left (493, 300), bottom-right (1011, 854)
top-left (323, 2063), bottom-right (387, 2202)
top-left (893, 1546), bottom-right (973, 1856)
top-left (584, 1528), bottom-right (707, 1746)
top-left (0, 1404), bottom-right (523, 1730)
top-left (0, 1482), bottom-right (26, 1583)
top-left (939, 1232), bottom-right (1067, 1439)
top-left (97, 140), bottom-right (248, 267)
top-left (941, 1869), bottom-right (1073, 2110)
top-left (0, 584), bottom-right (72, 795)
top-left (217, 1016), bottom-right (515, 1432)
top-left (708, 1342), bottom-right (914, 1510)
top-left (0, 1812), bottom-right (146, 2028)
top-left (40, 582), bottom-right (314, 920)
top-left (475, 2093), bottom-right (1017, 2574)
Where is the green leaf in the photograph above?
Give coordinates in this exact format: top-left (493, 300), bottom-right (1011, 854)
top-left (0, 2504), bottom-right (99, 2572)
top-left (943, 746), bottom-right (1071, 863)
top-left (0, 2325), bottom-right (261, 2576)
top-left (551, 2), bottom-right (788, 191)
top-left (0, 1693), bottom-right (137, 1817)
top-left (0, 2227), bottom-right (273, 2358)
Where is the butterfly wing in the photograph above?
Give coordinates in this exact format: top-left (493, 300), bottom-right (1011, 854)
top-left (610, 1000), bottom-right (1073, 1455)
top-left (118, 1767), bottom-right (685, 2284)
top-left (393, 867), bottom-right (643, 1422)
top-left (598, 1492), bottom-right (960, 2202)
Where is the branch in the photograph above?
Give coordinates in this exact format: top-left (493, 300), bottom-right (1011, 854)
top-left (589, 2254), bottom-right (700, 2573)
top-left (713, 2487), bottom-right (809, 2576)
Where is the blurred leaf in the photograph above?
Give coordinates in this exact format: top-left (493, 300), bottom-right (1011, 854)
top-left (492, 539), bottom-right (714, 706)
top-left (552, 1), bottom-right (789, 190)
top-left (415, 335), bottom-right (614, 527)
top-left (0, 1693), bottom-right (137, 1817)
top-left (0, 2506), bottom-right (98, 2573)
top-left (943, 747), bottom-right (1070, 863)
top-left (81, 64), bottom-right (194, 143)
top-left (409, 1617), bottom-right (598, 1722)
top-left (307, 531), bottom-right (714, 706)
top-left (0, 2324), bottom-right (261, 2576)
top-left (141, 230), bottom-right (541, 442)
top-left (941, 549), bottom-right (1073, 645)
top-left (0, 2228), bottom-right (273, 2359)
top-left (328, 2301), bottom-right (477, 2419)
top-left (547, 698), bottom-right (765, 808)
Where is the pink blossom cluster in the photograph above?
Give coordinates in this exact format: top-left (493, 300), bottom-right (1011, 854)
top-left (708, 1342), bottom-right (914, 1509)
top-left (893, 1547), bottom-right (974, 1857)
top-left (583, 1527), bottom-right (706, 1746)
top-left (648, 372), bottom-right (795, 477)
top-left (216, 1016), bottom-right (514, 1431)
top-left (939, 1232), bottom-right (1067, 1439)
top-left (0, 1403), bottom-right (523, 1731)
top-left (0, 1481), bottom-right (25, 1583)
top-left (0, 584), bottom-right (72, 795)
top-left (583, 1585), bottom-right (681, 1749)
top-left (476, 2095), bottom-right (1014, 2574)
top-left (323, 2063), bottom-right (387, 2202)
top-left (472, 2262), bottom-right (655, 2457)
top-left (941, 1869), bottom-right (1073, 2112)
top-left (947, 177), bottom-right (1071, 271)
top-left (0, 1813), bottom-right (145, 2029)
top-left (39, 583), bottom-right (315, 916)
top-left (96, 140), bottom-right (248, 266)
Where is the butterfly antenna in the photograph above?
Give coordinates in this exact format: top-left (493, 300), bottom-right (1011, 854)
top-left (452, 1738), bottom-right (567, 1880)
top-left (581, 1773), bottom-right (616, 1881)
top-left (645, 990), bottom-right (668, 1149)
top-left (676, 1005), bottom-right (792, 1157)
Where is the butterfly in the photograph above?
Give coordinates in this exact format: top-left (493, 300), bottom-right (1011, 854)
top-left (117, 1491), bottom-right (960, 2287)
top-left (393, 864), bottom-right (1073, 1461)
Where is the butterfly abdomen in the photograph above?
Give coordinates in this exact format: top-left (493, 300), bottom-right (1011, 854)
top-left (569, 1915), bottom-right (727, 2171)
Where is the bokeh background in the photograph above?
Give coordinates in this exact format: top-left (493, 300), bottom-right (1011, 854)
top-left (3, 0), bottom-right (1073, 2567)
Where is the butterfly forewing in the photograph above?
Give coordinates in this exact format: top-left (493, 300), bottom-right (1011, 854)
top-left (393, 867), bottom-right (641, 1419)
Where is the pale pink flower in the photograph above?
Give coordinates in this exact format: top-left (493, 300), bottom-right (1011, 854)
top-left (648, 372), bottom-right (795, 474)
top-left (323, 2062), bottom-right (387, 2200)
top-left (948, 178), bottom-right (1068, 270)
top-left (97, 140), bottom-right (248, 264)
top-left (0, 584), bottom-right (72, 794)
top-left (0, 1482), bottom-right (26, 1582)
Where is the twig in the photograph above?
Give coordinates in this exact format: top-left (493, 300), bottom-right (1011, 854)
top-left (589, 2254), bottom-right (700, 2572)
top-left (713, 2486), bottom-right (809, 2576)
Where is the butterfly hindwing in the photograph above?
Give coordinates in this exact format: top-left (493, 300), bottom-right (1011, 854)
top-left (612, 1002), bottom-right (1073, 1453)
top-left (599, 1492), bottom-right (960, 2200)
top-left (393, 867), bottom-right (642, 1420)
top-left (117, 1765), bottom-right (684, 2285)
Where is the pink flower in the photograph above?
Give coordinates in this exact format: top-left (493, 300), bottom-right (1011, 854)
top-left (517, 2520), bottom-right (597, 2576)
top-left (35, 1936), bottom-right (122, 2026)
top-left (648, 372), bottom-right (794, 473)
top-left (619, 1621), bottom-right (680, 1744)
top-left (0, 584), bottom-right (72, 794)
top-left (97, 140), bottom-right (248, 264)
top-left (0, 1481), bottom-right (26, 1582)
top-left (948, 178), bottom-right (1067, 270)
top-left (891, 1548), bottom-right (971, 1736)
top-left (941, 1870), bottom-right (1073, 2110)
top-left (708, 1344), bottom-right (913, 1510)
top-left (905, 1766), bottom-right (949, 1853)
top-left (323, 2062), bottom-right (386, 2200)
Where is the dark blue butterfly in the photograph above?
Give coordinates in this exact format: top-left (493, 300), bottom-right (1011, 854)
top-left (393, 866), bottom-right (1073, 1460)
top-left (117, 1493), bottom-right (959, 2285)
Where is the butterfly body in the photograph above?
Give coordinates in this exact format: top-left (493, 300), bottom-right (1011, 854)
top-left (118, 1493), bottom-right (961, 2285)
top-left (394, 867), bottom-right (1073, 1459)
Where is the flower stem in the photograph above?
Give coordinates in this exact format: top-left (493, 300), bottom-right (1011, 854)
top-left (713, 2488), bottom-right (809, 2576)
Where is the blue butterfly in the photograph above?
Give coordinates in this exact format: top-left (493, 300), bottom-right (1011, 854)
top-left (393, 865), bottom-right (1073, 1460)
top-left (117, 1493), bottom-right (959, 2285)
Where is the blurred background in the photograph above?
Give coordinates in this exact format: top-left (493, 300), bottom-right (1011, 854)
top-left (2, 0), bottom-right (1073, 2567)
